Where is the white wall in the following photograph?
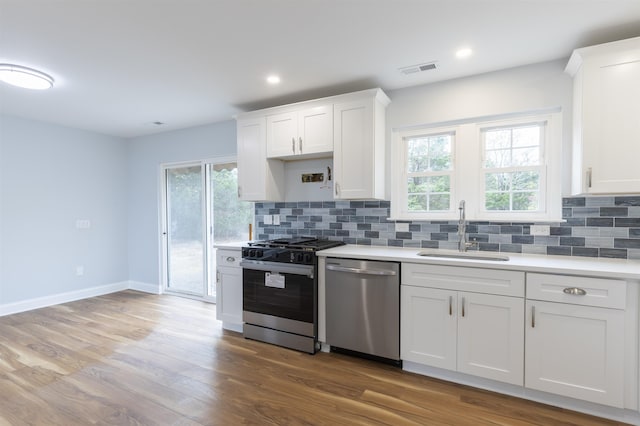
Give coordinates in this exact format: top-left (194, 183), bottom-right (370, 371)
top-left (126, 120), bottom-right (236, 289)
top-left (0, 115), bottom-right (128, 305)
top-left (386, 59), bottom-right (573, 196)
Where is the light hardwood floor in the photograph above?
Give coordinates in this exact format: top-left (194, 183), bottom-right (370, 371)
top-left (0, 291), bottom-right (627, 425)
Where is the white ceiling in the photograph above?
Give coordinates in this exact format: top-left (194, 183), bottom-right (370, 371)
top-left (1, 1), bottom-right (640, 138)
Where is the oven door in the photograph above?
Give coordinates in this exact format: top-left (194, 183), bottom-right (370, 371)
top-left (240, 260), bottom-right (316, 336)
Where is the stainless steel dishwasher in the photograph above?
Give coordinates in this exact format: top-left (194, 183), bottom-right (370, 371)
top-left (325, 258), bottom-right (400, 365)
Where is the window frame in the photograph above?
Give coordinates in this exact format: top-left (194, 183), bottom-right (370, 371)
top-left (392, 125), bottom-right (458, 220)
top-left (391, 112), bottom-right (562, 222)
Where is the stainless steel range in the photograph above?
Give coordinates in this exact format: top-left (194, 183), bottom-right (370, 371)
top-left (240, 237), bottom-right (344, 353)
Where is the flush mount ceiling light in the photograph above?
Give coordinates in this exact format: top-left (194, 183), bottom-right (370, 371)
top-left (266, 75), bottom-right (281, 85)
top-left (0, 64), bottom-right (54, 90)
top-left (455, 48), bottom-right (473, 59)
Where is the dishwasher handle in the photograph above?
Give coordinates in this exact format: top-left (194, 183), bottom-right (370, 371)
top-left (326, 264), bottom-right (397, 276)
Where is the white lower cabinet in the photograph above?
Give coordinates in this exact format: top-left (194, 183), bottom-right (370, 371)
top-left (401, 264), bottom-right (525, 386)
top-left (215, 249), bottom-right (243, 332)
top-left (525, 273), bottom-right (627, 408)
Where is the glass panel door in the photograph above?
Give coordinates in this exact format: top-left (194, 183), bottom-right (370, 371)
top-left (166, 165), bottom-right (205, 295)
top-left (207, 163), bottom-right (253, 296)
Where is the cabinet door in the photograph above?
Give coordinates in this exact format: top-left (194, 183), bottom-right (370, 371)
top-left (266, 111), bottom-right (298, 158)
top-left (216, 266), bottom-right (243, 326)
top-left (298, 105), bottom-right (333, 156)
top-left (457, 293), bottom-right (524, 386)
top-left (237, 118), bottom-right (267, 201)
top-left (401, 285), bottom-right (456, 370)
top-left (581, 47), bottom-right (640, 193)
top-left (333, 99), bottom-right (374, 199)
top-left (525, 300), bottom-right (625, 407)
top-left (216, 250), bottom-right (243, 329)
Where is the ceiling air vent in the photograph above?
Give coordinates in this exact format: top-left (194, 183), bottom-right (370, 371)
top-left (399, 62), bottom-right (437, 75)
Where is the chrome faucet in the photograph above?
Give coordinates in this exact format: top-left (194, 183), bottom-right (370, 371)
top-left (457, 200), bottom-right (474, 252)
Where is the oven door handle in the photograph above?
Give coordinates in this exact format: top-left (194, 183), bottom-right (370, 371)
top-left (326, 264), bottom-right (397, 276)
top-left (240, 260), bottom-right (314, 278)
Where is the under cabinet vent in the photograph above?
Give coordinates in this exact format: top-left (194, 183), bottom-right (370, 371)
top-left (399, 62), bottom-right (437, 75)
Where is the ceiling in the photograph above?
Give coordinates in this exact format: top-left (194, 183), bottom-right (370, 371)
top-left (1, 1), bottom-right (640, 139)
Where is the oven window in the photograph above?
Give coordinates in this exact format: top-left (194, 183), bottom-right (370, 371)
top-left (243, 269), bottom-right (314, 323)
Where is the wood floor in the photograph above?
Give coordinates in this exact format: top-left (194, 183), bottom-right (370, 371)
top-left (0, 291), bottom-right (627, 425)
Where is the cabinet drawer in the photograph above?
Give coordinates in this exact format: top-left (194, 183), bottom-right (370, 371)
top-left (402, 263), bottom-right (524, 297)
top-left (526, 273), bottom-right (626, 309)
top-left (217, 249), bottom-right (241, 268)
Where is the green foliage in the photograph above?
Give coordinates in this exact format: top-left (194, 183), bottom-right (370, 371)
top-left (168, 166), bottom-right (202, 240)
top-left (168, 166), bottom-right (253, 242)
top-left (212, 168), bottom-right (253, 241)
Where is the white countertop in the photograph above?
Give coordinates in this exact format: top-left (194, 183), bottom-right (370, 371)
top-left (213, 241), bottom-right (246, 250)
top-left (316, 245), bottom-right (640, 280)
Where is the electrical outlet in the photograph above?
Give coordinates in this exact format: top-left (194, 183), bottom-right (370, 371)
top-left (273, 215), bottom-right (280, 225)
top-left (76, 266), bottom-right (84, 276)
top-left (530, 225), bottom-right (550, 236)
top-left (395, 223), bottom-right (409, 232)
top-left (263, 215), bottom-right (273, 225)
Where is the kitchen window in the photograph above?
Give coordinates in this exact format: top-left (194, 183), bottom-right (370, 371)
top-left (391, 112), bottom-right (562, 222)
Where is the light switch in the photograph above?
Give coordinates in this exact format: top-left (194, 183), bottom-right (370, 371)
top-left (76, 219), bottom-right (91, 229)
top-left (263, 215), bottom-right (273, 225)
top-left (76, 266), bottom-right (84, 276)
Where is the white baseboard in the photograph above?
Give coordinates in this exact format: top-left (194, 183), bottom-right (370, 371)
top-left (0, 281), bottom-right (129, 316)
top-left (128, 281), bottom-right (162, 294)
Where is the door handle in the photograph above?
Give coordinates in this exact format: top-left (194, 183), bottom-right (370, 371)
top-left (292, 137), bottom-right (295, 154)
top-left (449, 296), bottom-right (453, 316)
top-left (563, 287), bottom-right (587, 296)
top-left (326, 264), bottom-right (397, 276)
top-left (531, 305), bottom-right (536, 328)
top-left (299, 137), bottom-right (302, 153)
top-left (461, 296), bottom-right (465, 317)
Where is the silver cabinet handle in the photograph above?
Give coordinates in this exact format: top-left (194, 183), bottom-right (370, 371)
top-left (226, 256), bottom-right (236, 262)
top-left (461, 296), bottom-right (465, 317)
top-left (326, 264), bottom-right (397, 276)
top-left (563, 287), bottom-right (587, 296)
top-left (335, 182), bottom-right (340, 196)
top-left (237, 185), bottom-right (242, 198)
top-left (449, 296), bottom-right (453, 316)
top-left (531, 305), bottom-right (536, 328)
top-left (216, 270), bottom-right (220, 283)
top-left (292, 137), bottom-right (295, 153)
top-left (587, 167), bottom-right (592, 189)
top-left (299, 137), bottom-right (302, 153)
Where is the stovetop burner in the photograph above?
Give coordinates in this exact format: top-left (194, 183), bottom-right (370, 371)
top-left (243, 237), bottom-right (344, 264)
top-left (247, 237), bottom-right (337, 249)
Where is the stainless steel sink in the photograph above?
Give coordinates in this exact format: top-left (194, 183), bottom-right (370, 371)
top-left (417, 250), bottom-right (510, 261)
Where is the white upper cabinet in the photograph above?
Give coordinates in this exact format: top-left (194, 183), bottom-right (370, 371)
top-left (266, 105), bottom-right (333, 159)
top-left (236, 117), bottom-right (284, 202)
top-left (566, 36), bottom-right (640, 194)
top-left (333, 89), bottom-right (390, 200)
top-left (236, 88), bottom-right (389, 201)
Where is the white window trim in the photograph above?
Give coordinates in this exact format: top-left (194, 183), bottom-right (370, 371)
top-left (391, 125), bottom-right (459, 220)
top-left (391, 112), bottom-right (562, 222)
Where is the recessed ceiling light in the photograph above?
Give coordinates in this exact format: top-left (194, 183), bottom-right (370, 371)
top-left (266, 75), bottom-right (281, 85)
top-left (0, 64), bottom-right (54, 90)
top-left (455, 48), bottom-right (473, 59)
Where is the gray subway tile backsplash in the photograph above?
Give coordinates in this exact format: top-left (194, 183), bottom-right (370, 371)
top-left (255, 196), bottom-right (640, 259)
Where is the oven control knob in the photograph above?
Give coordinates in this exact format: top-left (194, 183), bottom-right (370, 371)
top-left (249, 249), bottom-right (256, 257)
top-left (256, 250), bottom-right (263, 258)
top-left (242, 248), bottom-right (249, 257)
top-left (304, 253), bottom-right (313, 264)
top-left (295, 253), bottom-right (303, 262)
